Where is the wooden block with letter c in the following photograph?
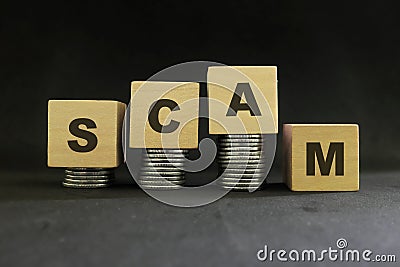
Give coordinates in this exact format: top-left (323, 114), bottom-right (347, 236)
top-left (47, 100), bottom-right (126, 168)
top-left (129, 81), bottom-right (199, 149)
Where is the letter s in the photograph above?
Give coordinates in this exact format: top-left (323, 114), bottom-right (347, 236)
top-left (67, 118), bottom-right (98, 152)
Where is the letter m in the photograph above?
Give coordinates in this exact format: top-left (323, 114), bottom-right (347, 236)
top-left (306, 142), bottom-right (344, 176)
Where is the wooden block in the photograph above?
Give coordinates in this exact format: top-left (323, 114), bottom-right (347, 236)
top-left (130, 81), bottom-right (199, 148)
top-left (48, 100), bottom-right (126, 168)
top-left (283, 124), bottom-right (359, 191)
top-left (208, 66), bottom-right (278, 134)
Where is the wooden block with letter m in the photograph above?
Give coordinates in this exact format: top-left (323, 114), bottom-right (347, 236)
top-left (283, 124), bottom-right (359, 191)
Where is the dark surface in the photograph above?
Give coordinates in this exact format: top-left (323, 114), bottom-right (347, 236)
top-left (0, 170), bottom-right (399, 266)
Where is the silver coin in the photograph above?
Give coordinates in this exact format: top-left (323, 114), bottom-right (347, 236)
top-left (219, 144), bottom-right (263, 148)
top-left (146, 173), bottom-right (184, 176)
top-left (220, 163), bottom-right (266, 168)
top-left (139, 175), bottom-right (184, 179)
top-left (223, 172), bottom-right (265, 178)
top-left (223, 137), bottom-right (262, 140)
top-left (218, 159), bottom-right (264, 163)
top-left (65, 170), bottom-right (113, 176)
top-left (143, 159), bottom-right (184, 165)
top-left (221, 169), bottom-right (265, 174)
top-left (224, 134), bottom-right (262, 138)
top-left (219, 149), bottom-right (263, 153)
top-left (219, 139), bottom-right (264, 143)
top-left (218, 154), bottom-right (265, 159)
top-left (218, 153), bottom-right (263, 157)
top-left (140, 175), bottom-right (184, 180)
top-left (141, 178), bottom-right (184, 181)
top-left (141, 167), bottom-right (183, 171)
top-left (221, 182), bottom-right (262, 186)
top-left (140, 149), bottom-right (188, 189)
top-left (142, 165), bottom-right (184, 170)
top-left (141, 171), bottom-right (184, 174)
top-left (64, 178), bottom-right (113, 183)
top-left (62, 182), bottom-right (111, 188)
top-left (219, 164), bottom-right (266, 169)
top-left (219, 166), bottom-right (265, 170)
top-left (140, 169), bottom-right (184, 174)
top-left (219, 150), bottom-right (264, 154)
top-left (219, 138), bottom-right (264, 142)
top-left (221, 186), bottom-right (260, 190)
top-left (145, 156), bottom-right (186, 160)
top-left (220, 180), bottom-right (262, 184)
top-left (219, 159), bottom-right (265, 164)
top-left (67, 168), bottom-right (110, 171)
top-left (220, 163), bottom-right (265, 168)
top-left (220, 183), bottom-right (260, 187)
top-left (139, 185), bottom-right (181, 190)
top-left (221, 168), bottom-right (265, 174)
top-left (145, 153), bottom-right (186, 157)
top-left (219, 145), bottom-right (263, 149)
top-left (142, 161), bottom-right (184, 166)
top-left (219, 160), bottom-right (265, 165)
top-left (220, 178), bottom-right (263, 182)
top-left (140, 170), bottom-right (183, 174)
top-left (65, 174), bottom-right (113, 179)
top-left (146, 149), bottom-right (188, 154)
top-left (63, 168), bottom-right (115, 189)
top-left (221, 177), bottom-right (263, 180)
top-left (220, 146), bottom-right (262, 151)
top-left (218, 139), bottom-right (266, 184)
top-left (221, 176), bottom-right (264, 181)
top-left (139, 179), bottom-right (184, 184)
top-left (220, 138), bottom-right (264, 142)
top-left (218, 153), bottom-right (263, 158)
top-left (140, 178), bottom-right (184, 182)
top-left (139, 180), bottom-right (184, 185)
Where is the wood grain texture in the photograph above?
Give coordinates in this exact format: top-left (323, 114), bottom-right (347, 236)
top-left (208, 66), bottom-right (278, 134)
top-left (130, 81), bottom-right (199, 148)
top-left (48, 100), bottom-right (126, 168)
top-left (283, 124), bottom-right (359, 191)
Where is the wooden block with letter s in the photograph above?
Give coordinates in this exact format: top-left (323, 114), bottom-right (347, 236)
top-left (48, 100), bottom-right (126, 168)
top-left (283, 124), bottom-right (359, 191)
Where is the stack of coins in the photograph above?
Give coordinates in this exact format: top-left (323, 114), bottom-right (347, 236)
top-left (139, 149), bottom-right (188, 190)
top-left (218, 134), bottom-right (266, 191)
top-left (63, 168), bottom-right (115, 188)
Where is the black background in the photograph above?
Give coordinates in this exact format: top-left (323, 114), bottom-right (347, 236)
top-left (1, 2), bottom-right (400, 267)
top-left (1, 0), bottom-right (399, 171)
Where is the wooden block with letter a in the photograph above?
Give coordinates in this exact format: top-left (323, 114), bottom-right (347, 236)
top-left (48, 100), bottom-right (126, 168)
top-left (283, 124), bottom-right (359, 191)
top-left (207, 66), bottom-right (278, 134)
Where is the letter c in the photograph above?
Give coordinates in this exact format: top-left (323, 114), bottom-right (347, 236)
top-left (148, 99), bottom-right (180, 133)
